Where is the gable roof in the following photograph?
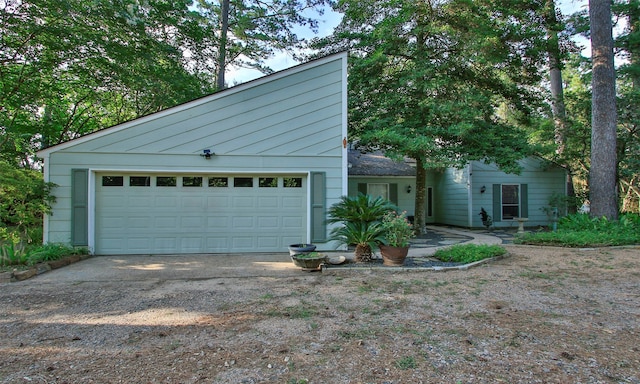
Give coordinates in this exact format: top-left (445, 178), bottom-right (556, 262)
top-left (348, 150), bottom-right (416, 176)
top-left (37, 51), bottom-right (348, 157)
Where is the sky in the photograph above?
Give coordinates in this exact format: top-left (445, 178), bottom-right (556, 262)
top-left (226, 0), bottom-right (590, 84)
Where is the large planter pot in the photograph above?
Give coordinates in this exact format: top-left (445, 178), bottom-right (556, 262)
top-left (379, 244), bottom-right (409, 266)
top-left (288, 243), bottom-right (316, 256)
top-left (291, 253), bottom-right (327, 270)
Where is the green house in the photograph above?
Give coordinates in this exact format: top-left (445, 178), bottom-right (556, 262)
top-left (37, 53), bottom-right (349, 255)
top-left (348, 150), bottom-right (568, 229)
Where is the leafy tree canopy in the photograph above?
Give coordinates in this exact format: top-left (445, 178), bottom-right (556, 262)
top-left (314, 0), bottom-right (550, 173)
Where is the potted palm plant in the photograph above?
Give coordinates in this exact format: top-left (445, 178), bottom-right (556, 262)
top-left (379, 211), bottom-right (415, 266)
top-left (327, 194), bottom-right (396, 262)
top-left (330, 221), bottom-right (385, 262)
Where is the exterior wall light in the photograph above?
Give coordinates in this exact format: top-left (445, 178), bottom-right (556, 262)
top-left (406, 185), bottom-right (412, 194)
top-left (480, 185), bottom-right (486, 194)
top-left (201, 149), bottom-right (214, 159)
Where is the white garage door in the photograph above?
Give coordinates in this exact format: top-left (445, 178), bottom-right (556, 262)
top-left (95, 174), bottom-right (307, 254)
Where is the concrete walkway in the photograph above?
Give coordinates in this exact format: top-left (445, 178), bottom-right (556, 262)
top-left (13, 227), bottom-right (510, 283)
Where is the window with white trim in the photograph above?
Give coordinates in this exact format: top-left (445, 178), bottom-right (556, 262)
top-left (502, 184), bottom-right (520, 220)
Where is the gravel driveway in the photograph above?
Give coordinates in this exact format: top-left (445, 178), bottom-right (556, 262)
top-left (1, 245), bottom-right (639, 383)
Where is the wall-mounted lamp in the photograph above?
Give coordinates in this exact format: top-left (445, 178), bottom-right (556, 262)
top-left (406, 185), bottom-right (412, 194)
top-left (480, 185), bottom-right (486, 194)
top-left (200, 149), bottom-right (214, 159)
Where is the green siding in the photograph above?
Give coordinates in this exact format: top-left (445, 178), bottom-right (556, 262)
top-left (38, 53), bottom-right (348, 253)
top-left (471, 158), bottom-right (566, 228)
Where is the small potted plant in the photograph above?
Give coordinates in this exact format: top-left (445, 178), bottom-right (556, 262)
top-left (291, 251), bottom-right (327, 270)
top-left (288, 243), bottom-right (316, 256)
top-left (379, 211), bottom-right (415, 266)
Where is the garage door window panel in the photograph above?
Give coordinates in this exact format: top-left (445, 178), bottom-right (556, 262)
top-left (209, 177), bottom-right (228, 187)
top-left (157, 176), bottom-right (177, 187)
top-left (284, 177), bottom-right (302, 188)
top-left (130, 176), bottom-right (151, 186)
top-left (234, 177), bottom-right (253, 188)
top-left (102, 176), bottom-right (124, 186)
top-left (183, 176), bottom-right (203, 187)
top-left (259, 177), bottom-right (278, 187)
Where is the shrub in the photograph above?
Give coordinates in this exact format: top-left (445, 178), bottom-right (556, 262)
top-left (433, 244), bottom-right (506, 264)
top-left (516, 213), bottom-right (640, 247)
top-left (0, 161), bottom-right (56, 243)
top-left (28, 243), bottom-right (89, 263)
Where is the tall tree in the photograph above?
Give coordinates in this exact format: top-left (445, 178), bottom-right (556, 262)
top-left (195, 0), bottom-right (330, 88)
top-left (314, 0), bottom-right (547, 233)
top-left (589, 0), bottom-right (619, 219)
top-left (217, 0), bottom-right (231, 89)
top-left (546, 0), bottom-right (568, 155)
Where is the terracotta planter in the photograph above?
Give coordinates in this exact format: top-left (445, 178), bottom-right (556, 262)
top-left (379, 244), bottom-right (409, 266)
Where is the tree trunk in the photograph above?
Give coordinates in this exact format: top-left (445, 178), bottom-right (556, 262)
top-left (589, 0), bottom-right (619, 219)
top-left (414, 158), bottom-right (427, 236)
top-left (216, 0), bottom-right (230, 90)
top-left (546, 0), bottom-right (567, 155)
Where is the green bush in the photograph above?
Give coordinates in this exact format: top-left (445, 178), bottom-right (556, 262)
top-left (0, 161), bottom-right (56, 243)
top-left (28, 243), bottom-right (89, 263)
top-left (516, 213), bottom-right (640, 247)
top-left (0, 241), bottom-right (33, 266)
top-left (1, 242), bottom-right (88, 268)
top-left (433, 244), bottom-right (506, 264)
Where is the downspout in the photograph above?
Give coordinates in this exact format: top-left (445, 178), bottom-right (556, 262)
top-left (467, 163), bottom-right (473, 228)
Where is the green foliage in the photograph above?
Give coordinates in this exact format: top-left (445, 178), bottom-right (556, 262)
top-left (327, 194), bottom-right (397, 224)
top-left (1, 241), bottom-right (88, 268)
top-left (395, 356), bottom-right (417, 370)
top-left (0, 161), bottom-right (56, 242)
top-left (294, 252), bottom-right (325, 260)
top-left (381, 211), bottom-right (414, 247)
top-left (479, 208), bottom-right (493, 229)
top-left (515, 213), bottom-right (640, 247)
top-left (328, 194), bottom-right (397, 262)
top-left (28, 243), bottom-right (89, 263)
top-left (330, 221), bottom-right (385, 255)
top-left (433, 244), bottom-right (507, 264)
top-left (0, 242), bottom-right (32, 266)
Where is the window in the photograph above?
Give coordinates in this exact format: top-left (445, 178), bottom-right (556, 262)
top-left (283, 177), bottom-right (302, 188)
top-left (259, 177), bottom-right (278, 188)
top-left (130, 176), bottom-right (150, 187)
top-left (182, 176), bottom-right (203, 187)
top-left (234, 177), bottom-right (253, 187)
top-left (102, 176), bottom-right (123, 186)
top-left (502, 184), bottom-right (520, 220)
top-left (156, 176), bottom-right (177, 187)
top-left (208, 177), bottom-right (228, 187)
top-left (368, 183), bottom-right (389, 200)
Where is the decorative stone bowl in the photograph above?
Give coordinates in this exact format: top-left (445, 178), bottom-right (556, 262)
top-left (291, 253), bottom-right (327, 270)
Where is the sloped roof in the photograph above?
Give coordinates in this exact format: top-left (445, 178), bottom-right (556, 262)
top-left (348, 150), bottom-right (416, 176)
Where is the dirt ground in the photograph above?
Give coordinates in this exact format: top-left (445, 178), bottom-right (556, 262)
top-left (1, 245), bottom-right (639, 384)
